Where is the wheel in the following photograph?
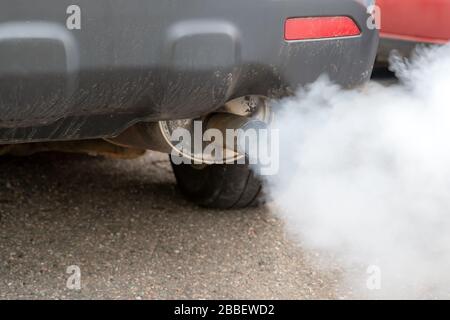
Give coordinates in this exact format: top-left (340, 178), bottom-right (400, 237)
top-left (170, 158), bottom-right (264, 209)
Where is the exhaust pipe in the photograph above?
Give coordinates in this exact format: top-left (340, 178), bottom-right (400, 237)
top-left (205, 113), bottom-right (268, 161)
top-left (106, 96), bottom-right (272, 164)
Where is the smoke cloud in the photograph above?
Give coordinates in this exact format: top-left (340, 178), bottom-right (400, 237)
top-left (267, 44), bottom-right (450, 298)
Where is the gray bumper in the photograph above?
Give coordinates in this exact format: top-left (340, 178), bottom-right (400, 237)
top-left (0, 0), bottom-right (378, 143)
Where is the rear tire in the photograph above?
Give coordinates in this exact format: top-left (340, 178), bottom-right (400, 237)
top-left (170, 158), bottom-right (264, 209)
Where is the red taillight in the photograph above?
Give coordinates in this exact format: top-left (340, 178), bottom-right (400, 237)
top-left (284, 17), bottom-right (361, 41)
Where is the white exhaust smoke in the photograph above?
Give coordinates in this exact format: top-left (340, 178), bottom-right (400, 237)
top-left (266, 44), bottom-right (450, 298)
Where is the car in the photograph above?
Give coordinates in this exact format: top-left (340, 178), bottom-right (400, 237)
top-left (377, 0), bottom-right (450, 62)
top-left (0, 0), bottom-right (378, 209)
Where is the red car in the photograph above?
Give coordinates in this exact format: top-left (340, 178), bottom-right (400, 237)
top-left (377, 0), bottom-right (450, 62)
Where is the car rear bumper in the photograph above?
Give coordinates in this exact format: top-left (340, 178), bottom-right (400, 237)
top-left (0, 0), bottom-right (378, 143)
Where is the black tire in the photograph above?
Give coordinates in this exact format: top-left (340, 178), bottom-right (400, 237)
top-left (170, 158), bottom-right (264, 209)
